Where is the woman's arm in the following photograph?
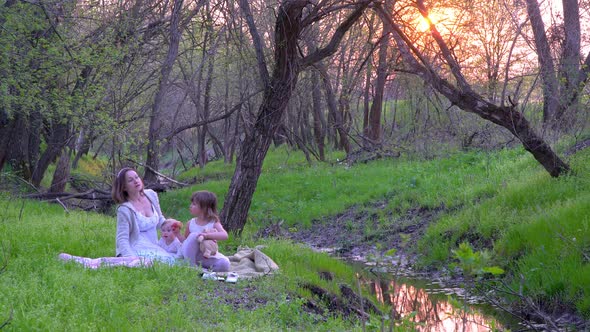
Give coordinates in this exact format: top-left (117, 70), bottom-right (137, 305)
top-left (205, 222), bottom-right (228, 241)
top-left (116, 207), bottom-right (137, 257)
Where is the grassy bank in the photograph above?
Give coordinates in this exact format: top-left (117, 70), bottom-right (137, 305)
top-left (1, 142), bottom-right (589, 329)
top-left (0, 197), bottom-right (368, 330)
top-left (163, 143), bottom-right (590, 319)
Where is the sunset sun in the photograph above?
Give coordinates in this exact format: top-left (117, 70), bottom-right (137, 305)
top-left (417, 15), bottom-right (432, 32)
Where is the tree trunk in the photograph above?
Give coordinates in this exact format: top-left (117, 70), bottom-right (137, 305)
top-left (49, 148), bottom-right (71, 193)
top-left (525, 0), bottom-right (559, 125)
top-left (221, 1), bottom-right (370, 233)
top-left (31, 121), bottom-right (70, 187)
top-left (198, 47), bottom-right (215, 169)
top-left (363, 55), bottom-right (372, 136)
top-left (144, 0), bottom-right (184, 183)
top-left (1, 113), bottom-right (33, 179)
top-left (0, 110), bottom-right (9, 172)
top-left (72, 127), bottom-right (93, 169)
top-left (557, 0), bottom-right (581, 125)
top-left (316, 63), bottom-right (351, 154)
top-left (311, 69), bottom-right (326, 161)
top-left (221, 0), bottom-right (307, 233)
top-left (367, 28), bottom-right (390, 144)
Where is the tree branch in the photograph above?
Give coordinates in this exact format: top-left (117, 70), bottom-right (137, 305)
top-left (126, 159), bottom-right (189, 186)
top-left (163, 89), bottom-right (262, 140)
top-left (415, 0), bottom-right (472, 93)
top-left (239, 0), bottom-right (270, 87)
top-left (300, 1), bottom-right (372, 68)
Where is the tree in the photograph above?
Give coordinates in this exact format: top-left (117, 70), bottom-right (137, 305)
top-left (373, 1), bottom-right (569, 177)
top-left (221, 0), bottom-right (371, 234)
top-left (144, 0), bottom-right (186, 183)
top-left (525, 0), bottom-right (590, 128)
top-left (366, 16), bottom-right (391, 145)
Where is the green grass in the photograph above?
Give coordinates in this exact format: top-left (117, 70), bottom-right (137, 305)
top-left (0, 196), bottom-right (378, 330)
top-left (418, 147), bottom-right (590, 317)
top-left (163, 146), bottom-right (535, 233)
top-left (164, 144), bottom-right (590, 319)
top-left (2, 140), bottom-right (589, 328)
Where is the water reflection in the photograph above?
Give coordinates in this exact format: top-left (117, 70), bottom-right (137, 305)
top-left (364, 277), bottom-right (509, 331)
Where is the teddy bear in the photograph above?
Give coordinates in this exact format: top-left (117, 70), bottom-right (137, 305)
top-left (197, 228), bottom-right (218, 258)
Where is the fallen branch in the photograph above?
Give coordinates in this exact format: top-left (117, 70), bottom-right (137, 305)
top-left (126, 159), bottom-right (189, 187)
top-left (25, 189), bottom-right (112, 201)
top-left (55, 198), bottom-right (70, 214)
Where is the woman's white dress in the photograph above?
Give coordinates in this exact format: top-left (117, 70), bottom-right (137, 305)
top-left (133, 205), bottom-right (175, 264)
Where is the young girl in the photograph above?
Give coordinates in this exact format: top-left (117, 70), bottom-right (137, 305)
top-left (181, 191), bottom-right (230, 272)
top-left (158, 219), bottom-right (183, 256)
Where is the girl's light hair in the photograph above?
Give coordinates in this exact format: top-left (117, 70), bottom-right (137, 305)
top-left (163, 219), bottom-right (183, 230)
top-left (112, 167), bottom-right (142, 204)
top-left (191, 191), bottom-right (220, 223)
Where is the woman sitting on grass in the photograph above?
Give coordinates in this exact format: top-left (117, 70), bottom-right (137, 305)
top-left (59, 167), bottom-right (176, 268)
top-left (112, 167), bottom-right (175, 263)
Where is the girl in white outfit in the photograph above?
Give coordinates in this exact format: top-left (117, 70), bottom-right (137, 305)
top-left (181, 191), bottom-right (230, 272)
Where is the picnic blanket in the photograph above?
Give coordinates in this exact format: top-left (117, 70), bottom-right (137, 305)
top-left (219, 247), bottom-right (279, 279)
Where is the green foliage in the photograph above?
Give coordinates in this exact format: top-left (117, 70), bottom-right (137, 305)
top-left (164, 143), bottom-right (590, 320)
top-left (452, 242), bottom-right (504, 277)
top-left (3, 140), bottom-right (590, 326)
top-left (167, 147), bottom-right (531, 234)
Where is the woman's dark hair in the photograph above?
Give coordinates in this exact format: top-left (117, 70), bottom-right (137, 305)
top-left (112, 167), bottom-right (141, 204)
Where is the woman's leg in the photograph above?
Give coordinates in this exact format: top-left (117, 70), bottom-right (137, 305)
top-left (59, 253), bottom-right (150, 268)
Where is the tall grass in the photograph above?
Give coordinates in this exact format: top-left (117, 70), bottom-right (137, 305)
top-left (418, 148), bottom-right (590, 317)
top-left (163, 146), bottom-right (536, 233)
top-left (164, 144), bottom-right (590, 318)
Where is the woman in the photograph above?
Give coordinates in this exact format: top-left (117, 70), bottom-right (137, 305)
top-left (112, 167), bottom-right (174, 263)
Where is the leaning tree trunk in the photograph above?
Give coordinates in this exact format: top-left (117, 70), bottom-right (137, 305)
top-left (376, 3), bottom-right (569, 178)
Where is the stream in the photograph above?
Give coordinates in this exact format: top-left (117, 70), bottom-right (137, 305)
top-left (344, 257), bottom-right (525, 331)
top-left (359, 271), bottom-right (522, 331)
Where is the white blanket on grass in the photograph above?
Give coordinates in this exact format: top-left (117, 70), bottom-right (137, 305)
top-left (219, 247), bottom-right (279, 279)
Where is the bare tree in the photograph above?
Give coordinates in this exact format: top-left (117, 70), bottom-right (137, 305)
top-left (221, 1), bottom-right (371, 233)
top-left (366, 18), bottom-right (391, 145)
top-left (525, 0), bottom-right (590, 128)
top-left (374, 1), bottom-right (569, 177)
top-left (144, 0), bottom-right (186, 183)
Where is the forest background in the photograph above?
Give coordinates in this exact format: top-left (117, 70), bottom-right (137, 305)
top-left (1, 0), bottom-right (589, 330)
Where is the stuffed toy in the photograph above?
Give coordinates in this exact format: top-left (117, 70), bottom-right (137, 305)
top-left (170, 219), bottom-right (185, 242)
top-left (197, 228), bottom-right (218, 258)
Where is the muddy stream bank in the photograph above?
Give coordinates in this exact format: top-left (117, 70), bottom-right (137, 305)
top-left (258, 201), bottom-right (587, 331)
